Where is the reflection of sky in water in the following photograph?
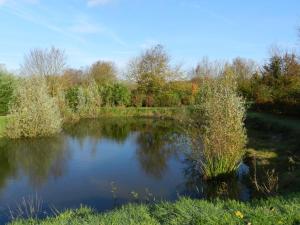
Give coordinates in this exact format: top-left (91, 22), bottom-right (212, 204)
top-left (0, 118), bottom-right (251, 224)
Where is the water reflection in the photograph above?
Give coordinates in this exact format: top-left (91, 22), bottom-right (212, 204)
top-left (0, 136), bottom-right (68, 189)
top-left (0, 118), bottom-right (251, 224)
top-left (136, 126), bottom-right (182, 178)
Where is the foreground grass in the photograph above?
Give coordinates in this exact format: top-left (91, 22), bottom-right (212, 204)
top-left (10, 194), bottom-right (300, 225)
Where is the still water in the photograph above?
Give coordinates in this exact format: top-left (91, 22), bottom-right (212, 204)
top-left (0, 118), bottom-right (250, 223)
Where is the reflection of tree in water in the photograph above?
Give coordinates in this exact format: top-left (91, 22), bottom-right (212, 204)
top-left (0, 136), bottom-right (69, 190)
top-left (64, 118), bottom-right (132, 144)
top-left (136, 120), bottom-right (183, 179)
top-left (0, 141), bottom-right (17, 191)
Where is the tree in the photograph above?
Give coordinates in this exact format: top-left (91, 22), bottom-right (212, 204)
top-left (61, 68), bottom-right (86, 90)
top-left (21, 46), bottom-right (66, 77)
top-left (231, 57), bottom-right (257, 80)
top-left (127, 44), bottom-right (176, 106)
top-left (6, 76), bottom-right (62, 138)
top-left (21, 46), bottom-right (67, 96)
top-left (192, 57), bottom-right (225, 78)
top-left (89, 61), bottom-right (117, 85)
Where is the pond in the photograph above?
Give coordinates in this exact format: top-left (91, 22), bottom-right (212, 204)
top-left (0, 118), bottom-right (250, 224)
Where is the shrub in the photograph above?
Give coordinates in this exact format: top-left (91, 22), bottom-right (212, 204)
top-left (77, 81), bottom-right (102, 118)
top-left (6, 76), bottom-right (62, 138)
top-left (112, 83), bottom-right (131, 106)
top-left (253, 84), bottom-right (274, 104)
top-left (99, 83), bottom-right (131, 107)
top-left (189, 71), bottom-right (247, 179)
top-left (0, 70), bottom-right (16, 115)
top-left (65, 86), bottom-right (80, 111)
top-left (99, 84), bottom-right (114, 106)
top-left (155, 92), bottom-right (181, 107)
top-left (131, 90), bottom-right (144, 107)
top-left (56, 91), bottom-right (79, 123)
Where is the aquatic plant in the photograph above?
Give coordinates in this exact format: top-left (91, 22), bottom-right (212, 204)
top-left (188, 70), bottom-right (247, 179)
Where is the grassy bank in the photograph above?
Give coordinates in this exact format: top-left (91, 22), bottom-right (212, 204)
top-left (245, 111), bottom-right (300, 194)
top-left (10, 194), bottom-right (300, 225)
top-left (97, 107), bottom-right (185, 118)
top-left (247, 111), bottom-right (300, 132)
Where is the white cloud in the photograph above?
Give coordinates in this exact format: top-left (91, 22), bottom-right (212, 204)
top-left (87, 0), bottom-right (112, 7)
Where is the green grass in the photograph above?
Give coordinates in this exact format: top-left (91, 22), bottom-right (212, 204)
top-left (0, 116), bottom-right (7, 137)
top-left (10, 194), bottom-right (300, 225)
top-left (247, 111), bottom-right (300, 132)
top-left (98, 107), bottom-right (186, 119)
top-left (245, 111), bottom-right (300, 193)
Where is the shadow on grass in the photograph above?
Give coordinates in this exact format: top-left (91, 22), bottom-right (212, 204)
top-left (245, 111), bottom-right (300, 194)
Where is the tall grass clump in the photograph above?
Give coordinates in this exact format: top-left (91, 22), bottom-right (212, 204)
top-left (6, 76), bottom-right (62, 138)
top-left (189, 71), bottom-right (247, 179)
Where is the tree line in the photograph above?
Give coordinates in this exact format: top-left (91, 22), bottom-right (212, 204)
top-left (1, 44), bottom-right (299, 118)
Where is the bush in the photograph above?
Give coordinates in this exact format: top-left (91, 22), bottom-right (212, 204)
top-left (56, 90), bottom-right (79, 123)
top-left (189, 72), bottom-right (247, 179)
top-left (99, 83), bottom-right (131, 106)
top-left (155, 92), bottom-right (181, 107)
top-left (6, 76), bottom-right (62, 138)
top-left (99, 84), bottom-right (114, 106)
top-left (0, 71), bottom-right (16, 115)
top-left (65, 86), bottom-right (80, 112)
top-left (131, 90), bottom-right (144, 107)
top-left (253, 84), bottom-right (274, 104)
top-left (77, 81), bottom-right (102, 118)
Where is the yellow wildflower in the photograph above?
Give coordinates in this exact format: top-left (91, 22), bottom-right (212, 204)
top-left (235, 210), bottom-right (244, 219)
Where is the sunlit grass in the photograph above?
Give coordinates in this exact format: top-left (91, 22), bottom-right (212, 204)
top-left (10, 194), bottom-right (300, 225)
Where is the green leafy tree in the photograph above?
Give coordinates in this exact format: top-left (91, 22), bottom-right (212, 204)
top-left (0, 70), bottom-right (16, 115)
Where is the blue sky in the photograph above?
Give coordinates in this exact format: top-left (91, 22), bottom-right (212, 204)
top-left (0, 0), bottom-right (299, 72)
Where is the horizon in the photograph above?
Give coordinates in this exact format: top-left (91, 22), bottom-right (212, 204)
top-left (0, 0), bottom-right (299, 74)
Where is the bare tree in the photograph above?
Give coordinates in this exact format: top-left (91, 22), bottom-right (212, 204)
top-left (21, 46), bottom-right (66, 77)
top-left (192, 57), bottom-right (226, 78)
top-left (231, 57), bottom-right (258, 80)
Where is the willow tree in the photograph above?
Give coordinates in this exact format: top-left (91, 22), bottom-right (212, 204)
top-left (6, 76), bottom-right (62, 138)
